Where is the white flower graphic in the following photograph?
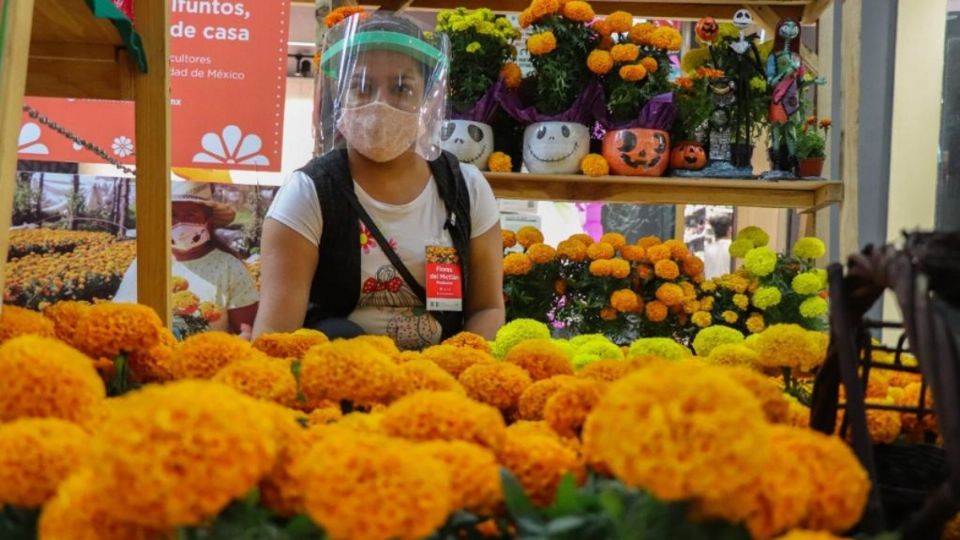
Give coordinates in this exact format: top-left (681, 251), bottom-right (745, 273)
top-left (112, 136), bottom-right (134, 157)
top-left (192, 125), bottom-right (269, 166)
top-left (17, 123), bottom-right (49, 155)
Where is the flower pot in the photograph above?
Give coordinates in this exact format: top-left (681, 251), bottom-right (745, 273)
top-left (798, 157), bottom-right (825, 178)
top-left (670, 140), bottom-right (707, 171)
top-left (440, 120), bottom-right (495, 170)
top-left (522, 121), bottom-right (590, 175)
top-left (602, 128), bottom-right (670, 177)
top-left (730, 143), bottom-right (754, 169)
top-left (768, 145), bottom-right (796, 173)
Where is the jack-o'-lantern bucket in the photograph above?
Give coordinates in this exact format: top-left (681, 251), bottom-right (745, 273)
top-left (522, 121), bottom-right (591, 175)
top-left (440, 120), bottom-right (495, 171)
top-left (602, 128), bottom-right (671, 177)
top-left (670, 140), bottom-right (708, 171)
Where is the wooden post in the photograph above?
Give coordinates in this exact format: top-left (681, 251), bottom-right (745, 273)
top-left (839, 0), bottom-right (861, 258)
top-left (133, 0), bottom-right (172, 325)
top-left (815, 1), bottom-right (836, 260)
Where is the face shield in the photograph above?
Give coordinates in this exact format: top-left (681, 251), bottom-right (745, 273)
top-left (314, 12), bottom-right (450, 162)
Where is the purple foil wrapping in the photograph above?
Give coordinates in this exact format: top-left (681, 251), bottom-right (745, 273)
top-left (495, 79), bottom-right (607, 125)
top-left (597, 92), bottom-right (677, 131)
top-left (449, 79), bottom-right (504, 125)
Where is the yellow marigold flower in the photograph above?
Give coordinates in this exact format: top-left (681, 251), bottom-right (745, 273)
top-left (747, 313), bottom-right (767, 334)
top-left (628, 337), bottom-right (691, 360)
top-left (700, 280), bottom-right (718, 293)
top-left (619, 63), bottom-right (648, 81)
top-left (587, 241), bottom-right (615, 260)
top-left (729, 238), bottom-right (755, 258)
top-left (650, 26), bottom-right (682, 50)
top-left (576, 359), bottom-right (635, 382)
top-left (654, 259), bottom-right (680, 280)
top-left (800, 296), bottom-right (829, 318)
top-left (39, 468), bottom-right (169, 540)
top-left (443, 331), bottom-right (492, 354)
top-left (307, 405), bottom-right (343, 426)
top-left (528, 243), bottom-right (557, 264)
top-left (655, 283), bottom-right (684, 307)
top-left (394, 359), bottom-right (465, 398)
top-left (644, 300), bottom-right (669, 323)
top-left (640, 56), bottom-right (658, 73)
top-left (0, 335), bottom-right (105, 426)
top-left (610, 259), bottom-right (631, 279)
top-left (557, 239), bottom-right (588, 261)
top-left (605, 10), bottom-right (634, 34)
top-left (692, 311), bottom-right (713, 328)
top-left (506, 339), bottom-right (574, 381)
top-left (382, 391), bottom-right (507, 451)
top-left (752, 286), bottom-right (783, 310)
top-left (619, 244), bottom-right (645, 262)
top-left (516, 226), bottom-right (544, 248)
top-left (0, 304), bottom-right (56, 343)
top-left (42, 300), bottom-right (90, 345)
top-left (754, 324), bottom-right (822, 371)
top-left (460, 361), bottom-right (533, 414)
top-left (581, 153), bottom-right (610, 176)
top-left (629, 22), bottom-right (656, 45)
top-left (791, 431), bottom-right (871, 532)
top-left (500, 63), bottom-right (523, 90)
top-left (72, 303), bottom-right (165, 360)
top-left (126, 328), bottom-right (176, 384)
top-left (527, 31), bottom-right (558, 56)
top-left (530, 0), bottom-right (561, 18)
top-left (682, 255), bottom-right (705, 278)
top-left (610, 288), bottom-right (642, 313)
top-left (88, 381), bottom-right (277, 528)
top-left (507, 420), bottom-right (580, 453)
top-left (296, 431), bottom-right (451, 540)
top-left (502, 228), bottom-right (518, 249)
top-left (489, 151), bottom-right (514, 172)
top-left (466, 41), bottom-right (482, 53)
top-left (172, 275), bottom-right (189, 292)
top-left (794, 237), bottom-right (827, 260)
top-left (503, 252), bottom-right (533, 276)
top-left (253, 331), bottom-right (329, 359)
top-left (693, 325), bottom-right (744, 356)
top-left (792, 272), bottom-right (824, 295)
top-left (610, 43), bottom-right (640, 63)
top-left (421, 440), bottom-right (502, 514)
top-left (492, 318), bottom-right (551, 359)
top-left (421, 344), bottom-right (494, 378)
top-left (646, 243), bottom-right (671, 263)
top-left (350, 335), bottom-right (400, 356)
top-left (212, 357), bottom-right (298, 406)
top-left (722, 310), bottom-right (739, 324)
top-left (561, 0), bottom-right (594, 21)
top-left (725, 366), bottom-right (789, 424)
top-left (701, 295), bottom-right (716, 311)
top-left (171, 331), bottom-right (262, 380)
top-left (744, 246), bottom-right (778, 277)
top-left (0, 418), bottom-right (91, 507)
top-left (583, 363), bottom-right (769, 503)
top-left (707, 343), bottom-right (760, 369)
top-left (518, 375), bottom-right (577, 420)
top-left (588, 259), bottom-right (612, 277)
top-left (737, 226), bottom-right (770, 247)
top-left (587, 49), bottom-right (614, 75)
top-left (544, 378), bottom-right (606, 437)
top-left (300, 340), bottom-right (398, 407)
top-left (498, 430), bottom-right (583, 507)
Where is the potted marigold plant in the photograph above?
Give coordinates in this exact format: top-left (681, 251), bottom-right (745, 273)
top-left (669, 70), bottom-right (721, 174)
top-left (588, 15), bottom-right (681, 177)
top-left (436, 8), bottom-right (520, 170)
top-left (502, 227), bottom-right (560, 323)
top-left (796, 117), bottom-right (829, 177)
top-left (497, 0), bottom-right (601, 174)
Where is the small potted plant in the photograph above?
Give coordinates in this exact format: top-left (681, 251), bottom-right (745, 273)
top-left (670, 70), bottom-right (720, 173)
top-left (795, 117), bottom-right (829, 177)
top-left (436, 8), bottom-right (520, 170)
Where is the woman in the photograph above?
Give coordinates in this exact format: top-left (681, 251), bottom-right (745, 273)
top-left (252, 13), bottom-right (504, 349)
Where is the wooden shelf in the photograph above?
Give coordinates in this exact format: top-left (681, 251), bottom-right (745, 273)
top-left (484, 172), bottom-right (843, 210)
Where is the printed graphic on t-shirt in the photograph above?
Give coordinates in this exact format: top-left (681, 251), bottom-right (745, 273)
top-left (358, 265), bottom-right (420, 308)
top-left (386, 307), bottom-right (442, 351)
top-left (359, 220), bottom-right (397, 254)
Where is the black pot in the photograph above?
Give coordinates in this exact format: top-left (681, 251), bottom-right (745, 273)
top-left (730, 143), bottom-right (754, 168)
top-left (768, 144), bottom-right (797, 173)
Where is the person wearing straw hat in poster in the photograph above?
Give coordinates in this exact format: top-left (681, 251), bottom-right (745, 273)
top-left (114, 182), bottom-right (260, 336)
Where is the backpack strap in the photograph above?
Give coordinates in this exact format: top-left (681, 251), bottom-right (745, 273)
top-left (428, 151), bottom-right (472, 339)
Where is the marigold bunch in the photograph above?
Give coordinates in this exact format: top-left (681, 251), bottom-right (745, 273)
top-left (382, 391), bottom-right (507, 451)
top-left (544, 378), bottom-right (606, 437)
top-left (443, 331), bottom-right (492, 354)
top-left (744, 247), bottom-right (779, 277)
top-left (492, 318), bottom-right (552, 358)
top-left (88, 380), bottom-right (277, 528)
top-left (793, 237), bottom-right (827, 260)
top-left (0, 418), bottom-right (91, 507)
top-left (692, 325), bottom-right (745, 356)
top-left (394, 359), bottom-right (465, 397)
top-left (518, 375), bottom-right (578, 420)
top-left (421, 344), bottom-right (495, 378)
top-left (628, 337), bottom-right (691, 360)
top-left (421, 440), bottom-right (502, 515)
top-left (792, 430), bottom-right (871, 532)
top-left (72, 303), bottom-right (166, 360)
top-left (460, 361), bottom-right (533, 414)
top-left (706, 343), bottom-right (760, 368)
top-left (253, 330), bottom-right (329, 359)
top-left (576, 359), bottom-right (636, 382)
top-left (42, 300), bottom-right (90, 345)
top-left (503, 252), bottom-right (534, 276)
top-left (505, 339), bottom-right (574, 381)
top-left (212, 357), bottom-right (298, 406)
top-left (516, 226), bottom-right (544, 249)
top-left (170, 331), bottom-right (264, 379)
top-left (498, 430), bottom-right (583, 506)
top-left (0, 304), bottom-right (56, 343)
top-left (723, 366), bottom-right (789, 423)
top-left (587, 49), bottom-right (614, 75)
top-left (754, 324), bottom-right (824, 372)
top-left (300, 340), bottom-right (399, 407)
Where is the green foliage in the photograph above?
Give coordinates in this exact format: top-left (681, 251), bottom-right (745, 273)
top-left (795, 129), bottom-right (826, 159)
top-left (529, 15), bottom-right (598, 115)
top-left (672, 77), bottom-right (713, 142)
top-left (0, 506), bottom-right (39, 540)
top-left (177, 490), bottom-right (327, 540)
top-left (437, 8), bottom-right (518, 112)
top-left (504, 256), bottom-right (560, 324)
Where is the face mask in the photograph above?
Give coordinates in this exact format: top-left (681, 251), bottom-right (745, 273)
top-left (171, 222), bottom-right (210, 252)
top-left (337, 102), bottom-right (419, 163)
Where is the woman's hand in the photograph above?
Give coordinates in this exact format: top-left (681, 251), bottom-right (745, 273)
top-left (464, 224), bottom-right (505, 340)
top-left (251, 219), bottom-right (319, 339)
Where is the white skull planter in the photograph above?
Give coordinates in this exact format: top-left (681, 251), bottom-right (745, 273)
top-left (522, 121), bottom-right (590, 175)
top-left (440, 120), bottom-right (494, 170)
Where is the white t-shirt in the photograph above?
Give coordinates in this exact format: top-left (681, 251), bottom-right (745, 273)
top-left (703, 238), bottom-right (733, 279)
top-left (113, 249), bottom-right (259, 333)
top-left (266, 162), bottom-right (499, 350)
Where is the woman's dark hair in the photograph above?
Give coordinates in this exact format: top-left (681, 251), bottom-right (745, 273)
top-left (709, 215), bottom-right (732, 238)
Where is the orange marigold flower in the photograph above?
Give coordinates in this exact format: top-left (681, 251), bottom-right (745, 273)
top-left (421, 344), bottom-right (495, 378)
top-left (723, 366), bottom-right (790, 424)
top-left (561, 0), bottom-right (594, 21)
top-left (619, 244), bottom-right (646, 262)
top-left (530, 0), bottom-right (561, 18)
top-left (820, 118), bottom-right (833, 129)
top-left (663, 239), bottom-right (689, 259)
top-left (516, 226), bottom-right (544, 248)
top-left (323, 6), bottom-right (366, 28)
top-left (72, 303), bottom-right (166, 360)
top-left (589, 259), bottom-right (612, 277)
top-left (640, 56), bottom-right (659, 73)
top-left (443, 331), bottom-right (492, 354)
top-left (212, 357), bottom-right (298, 406)
top-left (675, 77), bottom-right (695, 90)
top-left (253, 330), bottom-right (329, 359)
top-left (557, 239), bottom-right (588, 261)
top-left (637, 235), bottom-right (662, 248)
top-left (460, 361), bottom-right (533, 414)
top-left (394, 359), bottom-right (465, 398)
top-left (518, 375), bottom-right (577, 420)
top-left (307, 405), bottom-right (343, 426)
top-left (806, 115), bottom-right (818, 126)
top-left (610, 259), bottom-right (631, 279)
top-left (527, 31), bottom-right (558, 56)
top-left (629, 22), bottom-right (657, 45)
top-left (172, 275), bottom-right (189, 292)
top-left (171, 331), bottom-right (263, 380)
top-left (696, 66), bottom-right (726, 79)
top-left (500, 62), bottom-right (523, 89)
top-left (528, 243), bottom-right (557, 264)
top-left (42, 300), bottom-right (90, 345)
top-left (489, 151), bottom-right (514, 172)
top-left (577, 359), bottom-right (636, 382)
top-left (610, 289), bottom-right (642, 313)
top-left (382, 391), bottom-right (507, 451)
top-left (619, 63), bottom-right (648, 82)
top-left (587, 241), bottom-right (615, 260)
top-left (570, 233), bottom-right (595, 246)
top-left (0, 304), bottom-right (56, 344)
top-left (682, 255), bottom-right (705, 278)
top-left (504, 252), bottom-right (534, 276)
top-left (0, 335), bottom-right (105, 426)
top-left (600, 306), bottom-right (619, 321)
top-left (646, 243), bottom-right (671, 263)
top-left (605, 10), bottom-right (634, 34)
top-left (0, 418), bottom-right (91, 507)
top-left (587, 49), bottom-right (614, 75)
top-left (610, 43), bottom-right (640, 63)
top-left (599, 233), bottom-right (626, 250)
top-left (506, 339), bottom-right (574, 381)
top-left (421, 440), bottom-right (502, 514)
top-left (300, 340), bottom-right (399, 407)
top-left (650, 26), bottom-right (682, 50)
top-left (636, 263), bottom-right (653, 281)
top-left (645, 300), bottom-right (668, 322)
top-left (654, 259), bottom-right (680, 280)
top-left (498, 430), bottom-right (584, 506)
top-left (554, 279), bottom-right (568, 295)
top-left (518, 8), bottom-right (535, 28)
top-left (592, 18), bottom-right (612, 37)
top-left (581, 153), bottom-right (610, 176)
top-left (502, 229), bottom-right (518, 249)
top-left (545, 378), bottom-right (606, 437)
top-left (655, 283), bottom-right (684, 306)
top-left (127, 328), bottom-right (177, 384)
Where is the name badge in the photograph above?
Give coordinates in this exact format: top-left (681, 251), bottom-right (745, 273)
top-left (425, 245), bottom-right (462, 312)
